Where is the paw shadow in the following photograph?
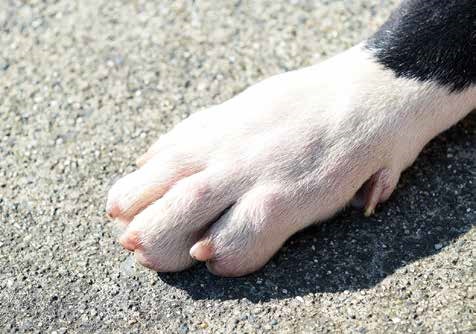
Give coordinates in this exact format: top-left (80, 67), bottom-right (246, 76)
top-left (159, 111), bottom-right (475, 302)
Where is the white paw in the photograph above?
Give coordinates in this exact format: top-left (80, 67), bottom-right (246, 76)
top-left (106, 45), bottom-right (475, 276)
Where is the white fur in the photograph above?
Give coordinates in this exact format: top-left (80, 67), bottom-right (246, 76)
top-left (107, 44), bottom-right (475, 276)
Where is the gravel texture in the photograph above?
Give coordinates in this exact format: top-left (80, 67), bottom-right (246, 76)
top-left (1, 0), bottom-right (475, 333)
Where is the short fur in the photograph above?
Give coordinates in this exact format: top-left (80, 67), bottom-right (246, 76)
top-left (367, 0), bottom-right (476, 92)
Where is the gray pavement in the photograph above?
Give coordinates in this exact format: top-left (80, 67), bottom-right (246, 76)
top-left (0, 0), bottom-right (475, 333)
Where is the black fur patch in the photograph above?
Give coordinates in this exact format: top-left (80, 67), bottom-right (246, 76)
top-left (366, 0), bottom-right (476, 92)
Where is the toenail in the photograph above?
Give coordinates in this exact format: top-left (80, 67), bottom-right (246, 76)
top-left (118, 231), bottom-right (142, 251)
top-left (364, 206), bottom-right (375, 217)
top-left (106, 201), bottom-right (121, 219)
top-left (190, 240), bottom-right (214, 262)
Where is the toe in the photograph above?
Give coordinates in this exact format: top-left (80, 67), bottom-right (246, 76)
top-left (190, 240), bottom-right (214, 262)
top-left (106, 201), bottom-right (121, 220)
top-left (352, 168), bottom-right (400, 216)
top-left (123, 166), bottom-right (247, 272)
top-left (106, 152), bottom-right (204, 221)
top-left (194, 185), bottom-right (300, 277)
top-left (118, 230), bottom-right (142, 251)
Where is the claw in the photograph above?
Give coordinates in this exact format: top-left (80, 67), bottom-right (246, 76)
top-left (364, 206), bottom-right (375, 217)
top-left (190, 240), bottom-right (214, 262)
top-left (118, 230), bottom-right (142, 251)
top-left (354, 168), bottom-right (399, 217)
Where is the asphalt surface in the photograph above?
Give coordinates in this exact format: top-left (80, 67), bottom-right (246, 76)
top-left (1, 0), bottom-right (475, 333)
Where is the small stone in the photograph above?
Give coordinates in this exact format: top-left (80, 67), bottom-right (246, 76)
top-left (392, 317), bottom-right (401, 323)
top-left (434, 243), bottom-right (443, 250)
top-left (178, 323), bottom-right (189, 334)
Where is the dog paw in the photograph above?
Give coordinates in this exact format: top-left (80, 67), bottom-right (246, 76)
top-left (106, 44), bottom-right (461, 276)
